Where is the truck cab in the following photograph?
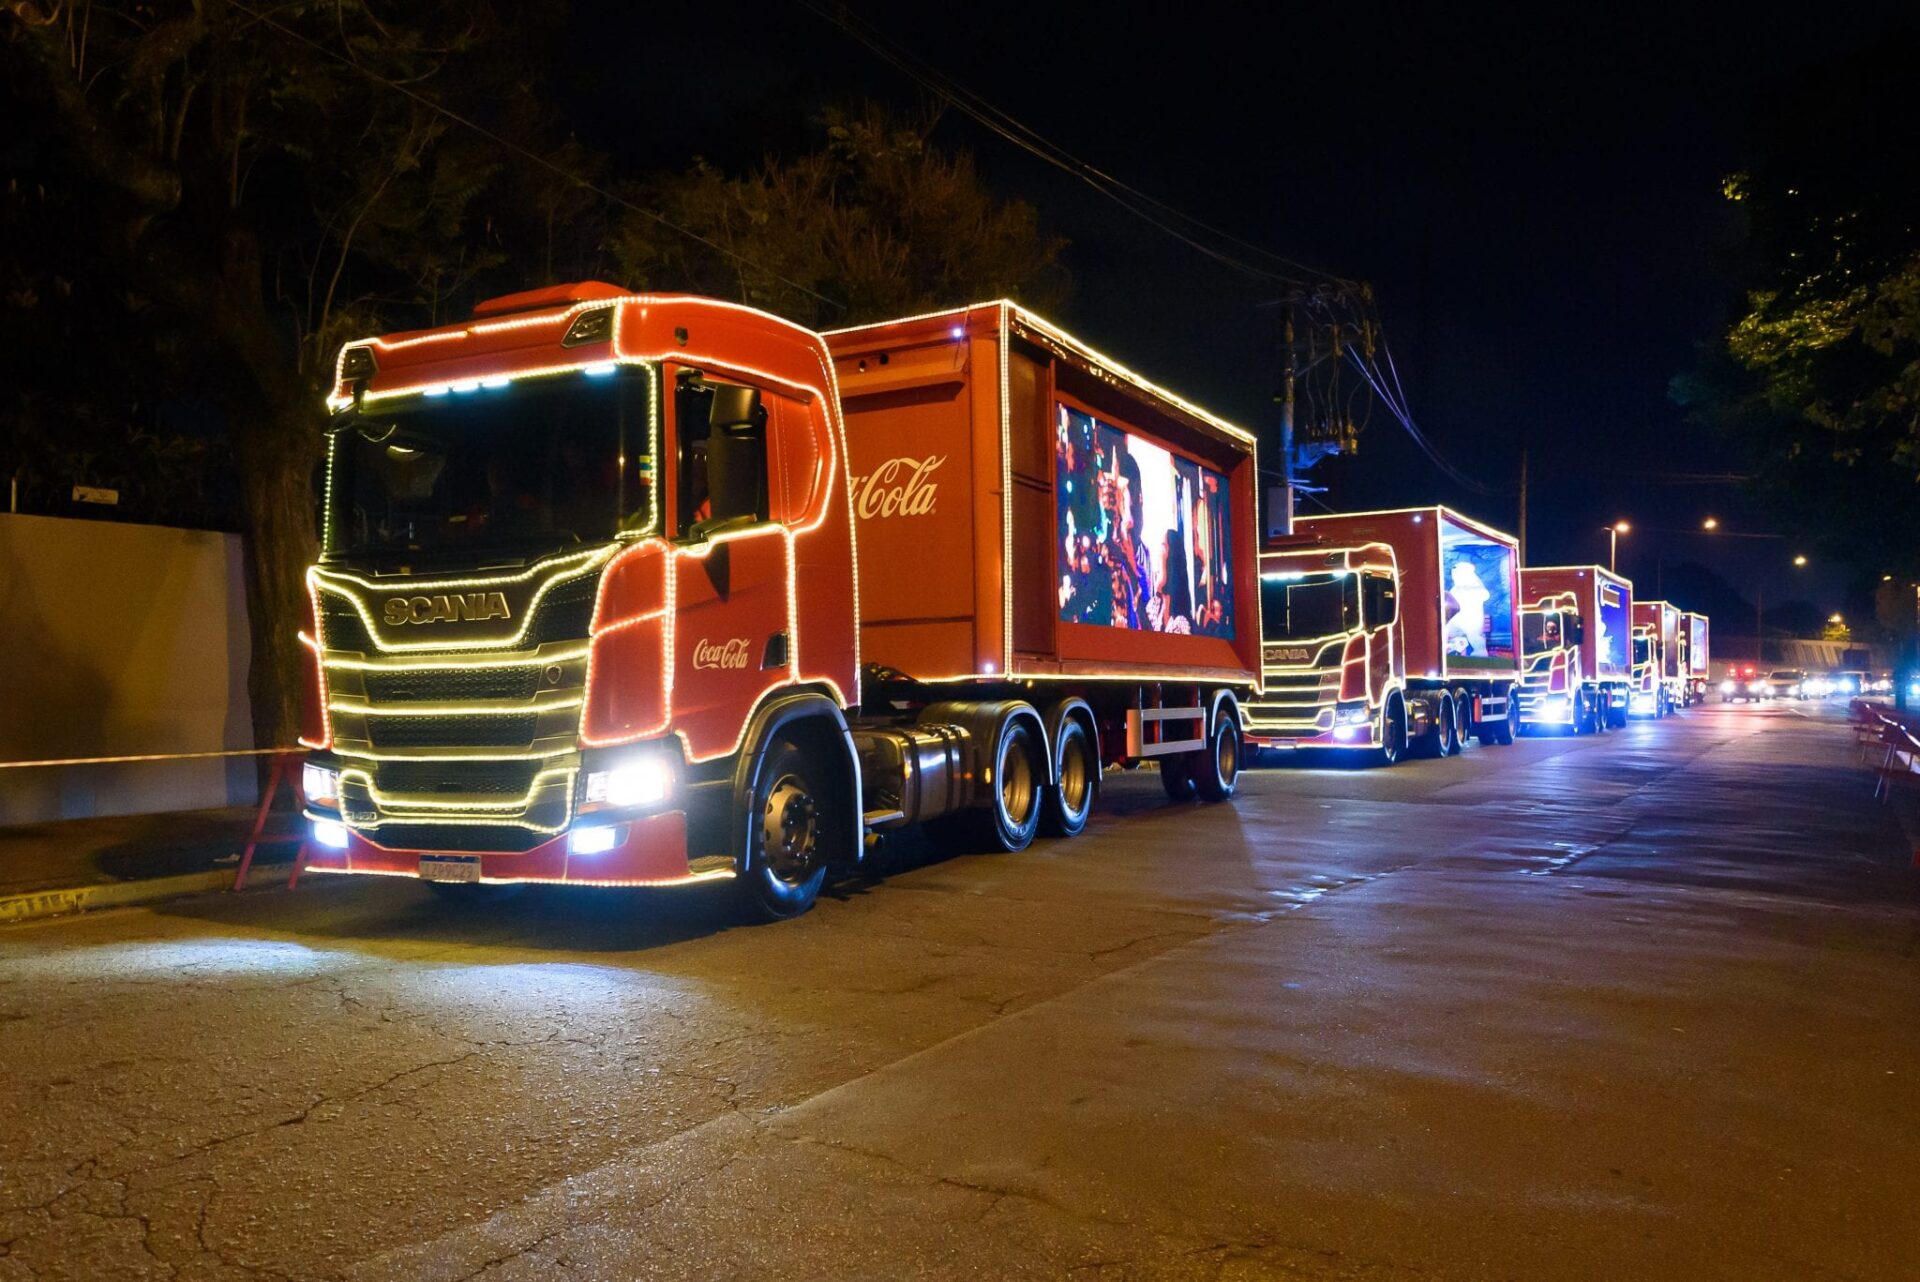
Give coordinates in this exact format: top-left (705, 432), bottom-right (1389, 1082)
top-left (1518, 589), bottom-right (1594, 732)
top-left (1244, 543), bottom-right (1411, 761)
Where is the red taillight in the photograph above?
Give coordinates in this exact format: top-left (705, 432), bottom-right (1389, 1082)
top-left (1339, 634), bottom-right (1369, 702)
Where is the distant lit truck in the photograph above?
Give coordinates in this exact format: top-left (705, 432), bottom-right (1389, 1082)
top-left (1245, 507), bottom-right (1522, 764)
top-left (1679, 611), bottom-right (1710, 706)
top-left (1517, 565), bottom-right (1633, 733)
top-left (1628, 599), bottom-right (1682, 717)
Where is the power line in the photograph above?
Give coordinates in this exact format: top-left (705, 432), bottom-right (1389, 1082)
top-left (794, 0), bottom-right (1350, 292)
top-left (227, 0), bottom-right (845, 314)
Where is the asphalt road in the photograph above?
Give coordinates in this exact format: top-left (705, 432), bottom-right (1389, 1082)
top-left (2, 700), bottom-right (1915, 1281)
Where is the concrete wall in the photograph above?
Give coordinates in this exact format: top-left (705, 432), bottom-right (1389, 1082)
top-left (0, 514), bottom-right (257, 823)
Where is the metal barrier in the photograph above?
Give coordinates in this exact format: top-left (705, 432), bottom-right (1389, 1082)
top-left (0, 747), bottom-right (306, 892)
top-left (1850, 701), bottom-right (1920, 867)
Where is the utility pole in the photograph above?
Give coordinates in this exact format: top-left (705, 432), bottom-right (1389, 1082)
top-left (1268, 303), bottom-right (1297, 542)
top-left (1516, 448), bottom-right (1528, 566)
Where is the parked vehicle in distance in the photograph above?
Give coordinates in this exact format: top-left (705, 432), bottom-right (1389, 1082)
top-left (1245, 506), bottom-right (1523, 764)
top-left (298, 286), bottom-right (1262, 919)
top-left (1720, 662), bottom-right (1765, 703)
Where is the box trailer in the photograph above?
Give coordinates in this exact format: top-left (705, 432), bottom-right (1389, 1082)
top-left (297, 287), bottom-right (1259, 919)
top-left (1244, 506), bottom-right (1522, 763)
top-left (1628, 599), bottom-right (1681, 717)
top-left (1680, 611), bottom-right (1710, 706)
top-left (1518, 565), bottom-right (1633, 732)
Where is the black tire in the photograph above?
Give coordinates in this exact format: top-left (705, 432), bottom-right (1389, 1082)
top-left (1194, 713), bottom-right (1242, 802)
top-left (982, 718), bottom-right (1044, 851)
top-left (1437, 693), bottom-right (1462, 756)
top-left (1573, 692), bottom-right (1593, 735)
top-left (1489, 690), bottom-right (1519, 745)
top-left (1609, 694), bottom-right (1629, 728)
top-left (1160, 751), bottom-right (1198, 802)
top-left (736, 738), bottom-right (832, 922)
top-left (1370, 696), bottom-right (1408, 767)
top-left (1040, 716), bottom-right (1097, 838)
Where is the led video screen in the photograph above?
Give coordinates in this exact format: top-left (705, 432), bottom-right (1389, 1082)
top-left (1056, 404), bottom-right (1235, 639)
top-left (1689, 617), bottom-right (1709, 674)
top-left (1439, 515), bottom-right (1515, 671)
top-left (1597, 583), bottom-right (1630, 677)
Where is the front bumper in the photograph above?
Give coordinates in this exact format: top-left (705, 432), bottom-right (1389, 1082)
top-left (300, 807), bottom-right (730, 887)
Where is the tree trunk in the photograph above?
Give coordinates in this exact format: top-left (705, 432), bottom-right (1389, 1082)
top-left (229, 401), bottom-right (320, 751)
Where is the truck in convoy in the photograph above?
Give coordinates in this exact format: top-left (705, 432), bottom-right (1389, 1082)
top-left (1679, 611), bottom-right (1710, 706)
top-left (1628, 599), bottom-right (1682, 717)
top-left (297, 286), bottom-right (1261, 918)
top-left (1244, 507), bottom-right (1522, 765)
top-left (1517, 565), bottom-right (1633, 733)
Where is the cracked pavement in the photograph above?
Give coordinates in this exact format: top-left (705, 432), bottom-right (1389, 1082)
top-left (2, 702), bottom-right (1916, 1280)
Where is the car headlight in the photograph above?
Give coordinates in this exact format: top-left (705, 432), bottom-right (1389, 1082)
top-left (1749, 681), bottom-right (1768, 692)
top-left (303, 763), bottom-right (341, 806)
top-left (1719, 680), bottom-right (1735, 694)
top-left (582, 751), bottom-right (676, 812)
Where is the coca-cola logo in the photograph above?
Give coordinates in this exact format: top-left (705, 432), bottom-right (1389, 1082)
top-left (851, 455), bottom-right (945, 519)
top-left (691, 637), bottom-right (752, 670)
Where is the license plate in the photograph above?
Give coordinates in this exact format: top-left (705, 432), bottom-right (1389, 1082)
top-left (418, 856), bottom-right (481, 883)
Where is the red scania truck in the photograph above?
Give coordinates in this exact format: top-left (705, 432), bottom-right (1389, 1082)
top-left (1628, 599), bottom-right (1681, 717)
top-left (1517, 565), bottom-right (1633, 733)
top-left (1243, 507), bottom-right (1523, 764)
top-left (1679, 610), bottom-right (1710, 706)
top-left (297, 286), bottom-right (1260, 918)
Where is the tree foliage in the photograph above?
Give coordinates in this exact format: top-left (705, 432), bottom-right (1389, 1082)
top-left (1673, 35), bottom-right (1920, 581)
top-left (4, 1), bottom-right (1067, 749)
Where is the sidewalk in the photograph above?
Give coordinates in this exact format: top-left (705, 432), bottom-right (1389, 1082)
top-left (0, 804), bottom-right (301, 924)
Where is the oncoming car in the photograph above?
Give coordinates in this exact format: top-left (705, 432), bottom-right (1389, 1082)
top-left (1763, 668), bottom-right (1808, 701)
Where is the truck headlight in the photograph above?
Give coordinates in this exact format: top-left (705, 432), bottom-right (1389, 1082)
top-left (568, 824), bottom-right (626, 855)
top-left (583, 751), bottom-right (676, 812)
top-left (303, 764), bottom-right (341, 806)
top-left (311, 818), bottom-right (350, 850)
top-left (1541, 694), bottom-right (1570, 719)
top-left (1333, 702), bottom-right (1372, 726)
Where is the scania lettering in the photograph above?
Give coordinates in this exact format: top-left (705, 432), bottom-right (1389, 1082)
top-left (1244, 507), bottom-right (1523, 764)
top-left (298, 287), bottom-right (1261, 919)
top-left (1517, 565), bottom-right (1633, 733)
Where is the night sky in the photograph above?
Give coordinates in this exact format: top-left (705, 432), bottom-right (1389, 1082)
top-left (568, 0), bottom-right (1915, 620)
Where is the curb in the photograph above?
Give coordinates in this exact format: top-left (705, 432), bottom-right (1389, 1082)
top-left (0, 861), bottom-right (294, 926)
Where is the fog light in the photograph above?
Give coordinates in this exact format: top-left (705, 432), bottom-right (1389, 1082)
top-left (585, 754), bottom-right (674, 810)
top-left (312, 819), bottom-right (350, 850)
top-left (1541, 694), bottom-right (1570, 720)
top-left (1332, 724), bottom-right (1364, 741)
top-left (569, 824), bottom-right (623, 855)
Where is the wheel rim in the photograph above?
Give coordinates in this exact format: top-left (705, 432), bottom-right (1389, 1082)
top-left (760, 772), bottom-right (819, 885)
top-left (1059, 731), bottom-right (1092, 819)
top-left (1215, 724), bottom-right (1239, 785)
top-left (1001, 730), bottom-right (1036, 825)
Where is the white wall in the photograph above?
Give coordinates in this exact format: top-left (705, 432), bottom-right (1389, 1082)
top-left (0, 514), bottom-right (257, 823)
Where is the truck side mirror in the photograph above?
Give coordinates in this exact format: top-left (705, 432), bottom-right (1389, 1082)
top-left (1568, 616), bottom-right (1585, 645)
top-left (696, 382), bottom-right (768, 537)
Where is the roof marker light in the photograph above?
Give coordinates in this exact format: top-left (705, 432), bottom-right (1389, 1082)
top-left (422, 385), bottom-right (450, 397)
top-left (450, 380), bottom-right (481, 394)
top-left (583, 362), bottom-right (618, 377)
top-left (481, 376), bottom-right (512, 390)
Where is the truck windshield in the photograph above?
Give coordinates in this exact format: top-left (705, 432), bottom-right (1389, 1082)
top-left (323, 368), bottom-right (658, 568)
top-left (1521, 610), bottom-right (1569, 657)
top-left (1262, 573), bottom-right (1357, 640)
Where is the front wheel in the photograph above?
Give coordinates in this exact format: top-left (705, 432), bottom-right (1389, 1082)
top-left (737, 738), bottom-right (832, 922)
top-left (1194, 714), bottom-right (1242, 802)
top-left (1371, 697), bottom-right (1407, 767)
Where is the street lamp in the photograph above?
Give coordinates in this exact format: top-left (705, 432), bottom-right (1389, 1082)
top-left (1793, 554), bottom-right (1808, 566)
top-left (1829, 613), bottom-right (1844, 625)
top-left (1604, 520), bottom-right (1630, 573)
top-left (1702, 516), bottom-right (1719, 530)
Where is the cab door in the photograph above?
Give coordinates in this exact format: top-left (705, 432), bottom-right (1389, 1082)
top-left (665, 365), bottom-right (793, 762)
top-left (1362, 573), bottom-right (1397, 699)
